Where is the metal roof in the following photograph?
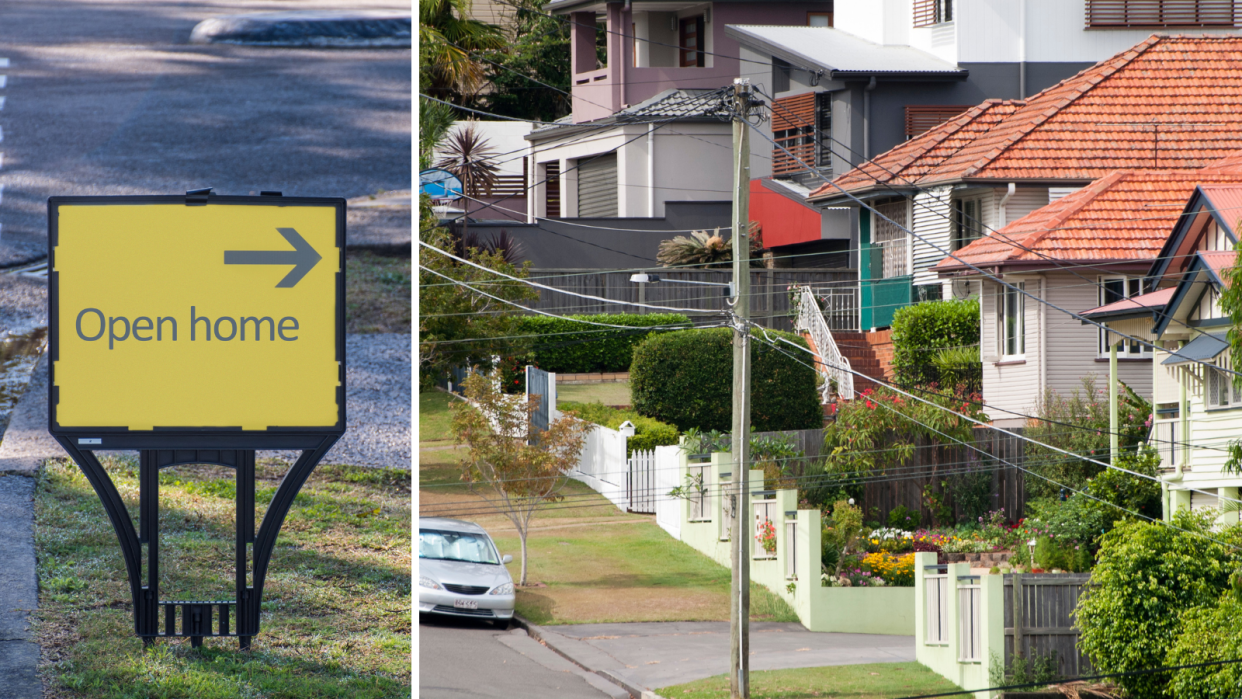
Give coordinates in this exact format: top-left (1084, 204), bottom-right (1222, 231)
top-left (1161, 332), bottom-right (1229, 365)
top-left (528, 89), bottom-right (729, 139)
top-left (724, 25), bottom-right (965, 78)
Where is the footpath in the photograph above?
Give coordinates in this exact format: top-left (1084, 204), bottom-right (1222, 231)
top-left (497, 618), bottom-right (915, 698)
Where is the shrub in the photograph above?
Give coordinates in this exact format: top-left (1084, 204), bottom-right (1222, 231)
top-left (515, 313), bottom-right (691, 374)
top-left (1024, 376), bottom-right (1151, 500)
top-left (1166, 594), bottom-right (1242, 699)
top-left (1075, 511), bottom-right (1240, 699)
top-left (887, 504), bottom-right (922, 530)
top-left (890, 298), bottom-right (980, 388)
top-left (629, 328), bottom-right (821, 432)
top-left (559, 401), bottom-right (679, 456)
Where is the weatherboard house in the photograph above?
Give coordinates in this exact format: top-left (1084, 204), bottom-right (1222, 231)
top-left (1081, 163), bottom-right (1242, 521)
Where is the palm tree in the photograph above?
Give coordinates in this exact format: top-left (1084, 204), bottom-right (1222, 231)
top-left (657, 224), bottom-right (766, 268)
top-left (435, 123), bottom-right (500, 240)
top-left (419, 0), bottom-right (506, 101)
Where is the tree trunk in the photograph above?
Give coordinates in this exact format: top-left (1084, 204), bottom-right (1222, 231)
top-left (518, 527), bottom-right (529, 586)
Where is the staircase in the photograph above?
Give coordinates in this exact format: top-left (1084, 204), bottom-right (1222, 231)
top-left (792, 286), bottom-right (853, 402)
top-left (829, 331), bottom-right (888, 396)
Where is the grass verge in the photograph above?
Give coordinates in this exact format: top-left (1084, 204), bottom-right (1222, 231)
top-left (347, 250), bottom-right (410, 333)
top-left (556, 382), bottom-right (630, 407)
top-left (34, 456), bottom-right (411, 699)
top-left (418, 389), bottom-right (456, 447)
top-left (658, 662), bottom-right (964, 699)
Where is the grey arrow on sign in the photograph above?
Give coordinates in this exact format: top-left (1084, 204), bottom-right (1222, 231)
top-left (224, 227), bottom-right (322, 288)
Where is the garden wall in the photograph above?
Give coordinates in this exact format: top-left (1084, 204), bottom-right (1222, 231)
top-left (677, 450), bottom-right (914, 635)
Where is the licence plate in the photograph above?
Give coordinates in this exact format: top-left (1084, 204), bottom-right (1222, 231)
top-left (453, 599), bottom-right (479, 610)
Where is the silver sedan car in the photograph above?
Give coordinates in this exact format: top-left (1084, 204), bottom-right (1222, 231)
top-left (418, 517), bottom-right (516, 628)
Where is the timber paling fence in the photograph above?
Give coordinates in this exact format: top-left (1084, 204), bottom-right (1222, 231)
top-left (526, 268), bottom-right (857, 332)
top-left (1003, 573), bottom-right (1093, 678)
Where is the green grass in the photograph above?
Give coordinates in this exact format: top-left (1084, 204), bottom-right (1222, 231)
top-left (32, 457), bottom-right (411, 699)
top-left (556, 382), bottom-right (630, 407)
top-left (418, 389), bottom-right (455, 445)
top-left (346, 250), bottom-right (410, 333)
top-left (658, 662), bottom-right (964, 699)
top-left (491, 519), bottom-right (798, 626)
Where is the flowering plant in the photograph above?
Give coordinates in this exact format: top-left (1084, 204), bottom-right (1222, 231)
top-left (862, 551), bottom-right (915, 586)
top-left (756, 519), bottom-right (777, 555)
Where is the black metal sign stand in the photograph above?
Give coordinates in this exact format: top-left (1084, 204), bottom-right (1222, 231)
top-left (54, 438), bottom-right (338, 649)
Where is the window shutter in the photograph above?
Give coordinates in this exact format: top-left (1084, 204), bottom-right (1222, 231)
top-left (1085, 0), bottom-right (1236, 27)
top-left (905, 105), bottom-right (973, 139)
top-left (771, 93), bottom-right (817, 176)
top-left (913, 0), bottom-right (937, 27)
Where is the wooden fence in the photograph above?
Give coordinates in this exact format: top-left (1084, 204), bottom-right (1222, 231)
top-left (526, 268), bottom-right (857, 332)
top-left (860, 429), bottom-right (1027, 526)
top-left (1003, 573), bottom-right (1093, 678)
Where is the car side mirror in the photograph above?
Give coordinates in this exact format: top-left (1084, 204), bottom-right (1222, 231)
top-left (502, 554), bottom-right (513, 564)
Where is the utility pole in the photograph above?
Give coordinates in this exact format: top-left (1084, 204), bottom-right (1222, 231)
top-left (729, 77), bottom-right (753, 699)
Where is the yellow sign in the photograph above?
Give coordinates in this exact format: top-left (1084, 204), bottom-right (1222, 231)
top-left (50, 197), bottom-right (344, 438)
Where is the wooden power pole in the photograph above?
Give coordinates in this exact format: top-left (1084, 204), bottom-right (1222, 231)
top-left (729, 77), bottom-right (753, 699)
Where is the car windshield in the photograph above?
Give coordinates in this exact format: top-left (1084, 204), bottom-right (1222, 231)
top-left (419, 529), bottom-right (500, 565)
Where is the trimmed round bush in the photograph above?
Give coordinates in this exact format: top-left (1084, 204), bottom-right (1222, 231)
top-left (629, 328), bottom-right (821, 432)
top-left (516, 313), bottom-right (691, 374)
top-left (890, 298), bottom-right (979, 387)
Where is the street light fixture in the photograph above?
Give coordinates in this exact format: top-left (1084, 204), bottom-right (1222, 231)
top-left (629, 273), bottom-right (734, 298)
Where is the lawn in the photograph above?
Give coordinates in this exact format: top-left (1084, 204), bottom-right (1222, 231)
top-left (346, 250), bottom-right (410, 333)
top-left (556, 381), bottom-right (631, 407)
top-left (658, 663), bottom-right (965, 699)
top-left (417, 388), bottom-right (797, 627)
top-left (33, 456), bottom-right (411, 699)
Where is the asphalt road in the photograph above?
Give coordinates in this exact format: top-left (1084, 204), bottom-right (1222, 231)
top-left (419, 615), bottom-right (616, 699)
top-left (0, 0), bottom-right (411, 265)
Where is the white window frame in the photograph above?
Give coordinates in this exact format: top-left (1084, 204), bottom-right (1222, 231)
top-left (1098, 276), bottom-right (1151, 358)
top-left (997, 282), bottom-right (1026, 359)
top-left (951, 197), bottom-right (982, 251)
top-left (1153, 416), bottom-right (1180, 468)
top-left (1206, 359), bottom-right (1242, 410)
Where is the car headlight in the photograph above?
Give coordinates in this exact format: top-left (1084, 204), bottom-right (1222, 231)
top-left (489, 582), bottom-right (514, 595)
top-left (419, 576), bottom-right (441, 590)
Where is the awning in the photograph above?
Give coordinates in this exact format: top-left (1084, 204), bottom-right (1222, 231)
top-left (1161, 332), bottom-right (1230, 365)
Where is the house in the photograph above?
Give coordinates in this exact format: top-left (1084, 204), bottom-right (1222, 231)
top-left (808, 33), bottom-right (1242, 333)
top-left (524, 0), bottom-right (833, 226)
top-left (934, 168), bottom-right (1242, 426)
top-left (1081, 179), bottom-right (1242, 520)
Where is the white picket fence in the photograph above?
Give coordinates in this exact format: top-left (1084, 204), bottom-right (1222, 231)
top-left (653, 445), bottom-right (682, 540)
top-left (570, 423), bottom-right (629, 510)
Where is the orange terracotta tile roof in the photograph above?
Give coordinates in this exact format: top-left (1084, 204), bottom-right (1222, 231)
top-left (934, 170), bottom-right (1242, 273)
top-left (816, 35), bottom-right (1242, 199)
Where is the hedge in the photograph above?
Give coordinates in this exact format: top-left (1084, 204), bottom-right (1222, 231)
top-left (629, 328), bottom-right (822, 432)
top-left (890, 298), bottom-right (979, 387)
top-left (559, 401), bottom-right (679, 456)
top-left (515, 313), bottom-right (691, 374)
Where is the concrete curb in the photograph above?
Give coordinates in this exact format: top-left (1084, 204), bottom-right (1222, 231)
top-left (190, 11), bottom-right (411, 48)
top-left (513, 615), bottom-right (661, 699)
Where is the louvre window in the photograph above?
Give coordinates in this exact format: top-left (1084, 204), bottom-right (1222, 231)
top-left (906, 105), bottom-right (972, 139)
top-left (913, 0), bottom-right (953, 27)
top-left (1086, 0), bottom-right (1236, 27)
top-left (771, 93), bottom-right (832, 177)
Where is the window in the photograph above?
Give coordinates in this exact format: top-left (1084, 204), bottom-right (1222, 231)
top-left (679, 16), bottom-right (705, 67)
top-left (1098, 277), bottom-right (1149, 357)
top-left (771, 93), bottom-right (832, 177)
top-left (951, 198), bottom-right (982, 251)
top-left (419, 529), bottom-right (501, 565)
top-left (1085, 0), bottom-right (1236, 28)
top-left (913, 0), bottom-right (953, 27)
top-left (997, 282), bottom-right (1025, 358)
top-left (807, 11), bottom-right (833, 27)
top-left (772, 57), bottom-right (791, 94)
top-left (873, 200), bottom-right (910, 279)
top-left (1206, 361), bottom-right (1241, 409)
top-left (905, 105), bottom-right (973, 139)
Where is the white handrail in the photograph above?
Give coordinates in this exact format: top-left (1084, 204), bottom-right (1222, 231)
top-left (793, 285), bottom-right (854, 403)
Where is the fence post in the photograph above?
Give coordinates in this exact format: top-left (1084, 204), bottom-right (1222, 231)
top-left (1012, 574), bottom-right (1023, 660)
